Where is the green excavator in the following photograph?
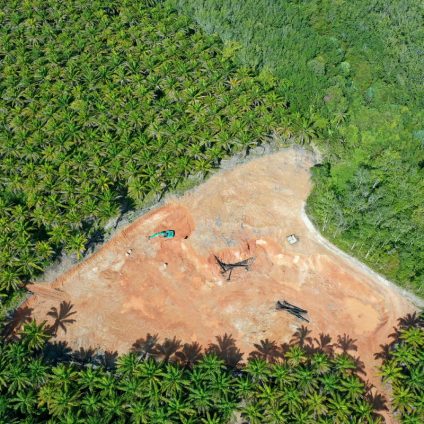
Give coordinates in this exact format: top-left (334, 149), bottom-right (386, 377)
top-left (148, 229), bottom-right (175, 240)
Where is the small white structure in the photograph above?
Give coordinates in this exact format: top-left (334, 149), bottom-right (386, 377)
top-left (287, 234), bottom-right (299, 245)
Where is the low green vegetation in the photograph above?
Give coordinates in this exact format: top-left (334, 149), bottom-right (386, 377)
top-left (1, 319), bottom-right (391, 423)
top-left (169, 0), bottom-right (424, 293)
top-left (0, 0), bottom-right (292, 303)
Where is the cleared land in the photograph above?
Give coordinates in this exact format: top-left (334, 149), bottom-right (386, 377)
top-left (25, 148), bottom-right (419, 389)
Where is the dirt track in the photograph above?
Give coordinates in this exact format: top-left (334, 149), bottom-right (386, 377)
top-left (25, 148), bottom-right (419, 395)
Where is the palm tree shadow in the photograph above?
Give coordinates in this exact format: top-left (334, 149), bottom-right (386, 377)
top-left (398, 312), bottom-right (423, 329)
top-left (374, 343), bottom-right (392, 361)
top-left (83, 228), bottom-right (105, 256)
top-left (98, 350), bottom-right (118, 370)
top-left (313, 333), bottom-right (334, 356)
top-left (205, 333), bottom-right (243, 369)
top-left (46, 301), bottom-right (76, 336)
top-left (249, 338), bottom-right (280, 363)
top-left (336, 333), bottom-right (358, 355)
top-left (43, 340), bottom-right (73, 365)
top-left (154, 336), bottom-right (182, 362)
top-left (2, 306), bottom-right (33, 339)
top-left (375, 312), bottom-right (423, 362)
top-left (175, 341), bottom-right (203, 368)
top-left (351, 355), bottom-right (367, 375)
top-left (290, 325), bottom-right (313, 349)
top-left (131, 333), bottom-right (159, 358)
top-left (279, 341), bottom-right (291, 355)
top-left (367, 391), bottom-right (388, 412)
top-left (73, 346), bottom-right (97, 365)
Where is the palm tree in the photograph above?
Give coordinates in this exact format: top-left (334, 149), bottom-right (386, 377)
top-left (42, 389), bottom-right (78, 417)
top-left (320, 373), bottom-right (339, 395)
top-left (161, 363), bottom-right (187, 397)
top-left (399, 326), bottom-right (424, 348)
top-left (379, 359), bottom-right (404, 383)
top-left (27, 357), bottom-right (48, 387)
top-left (65, 232), bottom-right (87, 259)
top-left (77, 366), bottom-right (101, 393)
top-left (296, 367), bottom-right (318, 394)
top-left (127, 401), bottom-right (150, 424)
top-left (245, 358), bottom-right (269, 383)
top-left (256, 382), bottom-right (280, 407)
top-left (340, 375), bottom-right (365, 401)
top-left (188, 386), bottom-right (212, 415)
top-left (406, 366), bottom-right (424, 393)
top-left (327, 392), bottom-right (350, 422)
top-left (271, 362), bottom-right (294, 391)
top-left (391, 343), bottom-right (417, 366)
top-left (137, 358), bottom-right (164, 394)
top-left (216, 396), bottom-right (238, 421)
top-left (51, 363), bottom-right (78, 393)
top-left (391, 386), bottom-right (415, 414)
top-left (333, 354), bottom-right (357, 374)
top-left (165, 395), bottom-right (195, 421)
top-left (4, 363), bottom-right (31, 394)
top-left (281, 386), bottom-right (302, 415)
top-left (200, 412), bottom-right (223, 424)
top-left (81, 393), bottom-right (101, 416)
top-left (11, 390), bottom-right (38, 415)
top-left (240, 402), bottom-right (264, 424)
top-left (210, 371), bottom-right (232, 400)
top-left (307, 392), bottom-right (328, 419)
top-left (116, 353), bottom-right (142, 377)
top-left (21, 321), bottom-right (50, 351)
top-left (355, 399), bottom-right (377, 422)
top-left (310, 352), bottom-right (331, 375)
top-left (103, 394), bottom-right (125, 422)
top-left (0, 268), bottom-right (22, 293)
top-left (197, 354), bottom-right (225, 378)
top-left (263, 402), bottom-right (288, 424)
top-left (284, 346), bottom-right (307, 367)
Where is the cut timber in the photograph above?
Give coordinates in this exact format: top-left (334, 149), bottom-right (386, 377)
top-left (27, 284), bottom-right (70, 302)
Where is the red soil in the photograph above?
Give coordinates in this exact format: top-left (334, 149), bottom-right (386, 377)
top-left (24, 149), bottom-right (418, 417)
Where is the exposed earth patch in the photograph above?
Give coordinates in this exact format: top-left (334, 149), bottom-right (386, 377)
top-left (24, 148), bottom-right (419, 395)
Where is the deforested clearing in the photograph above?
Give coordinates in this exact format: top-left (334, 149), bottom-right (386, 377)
top-left (25, 148), bottom-right (419, 391)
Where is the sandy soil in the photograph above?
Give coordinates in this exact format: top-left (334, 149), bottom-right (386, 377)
top-left (24, 148), bottom-right (419, 403)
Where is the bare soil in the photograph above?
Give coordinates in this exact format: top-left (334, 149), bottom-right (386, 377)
top-left (25, 148), bottom-right (419, 406)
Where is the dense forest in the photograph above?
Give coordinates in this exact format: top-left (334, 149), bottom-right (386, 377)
top-left (169, 0), bottom-right (424, 294)
top-left (1, 313), bottom-right (422, 423)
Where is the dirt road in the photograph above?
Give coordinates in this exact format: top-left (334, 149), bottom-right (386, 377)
top-left (301, 206), bottom-right (424, 309)
top-left (24, 148), bottom-right (419, 409)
